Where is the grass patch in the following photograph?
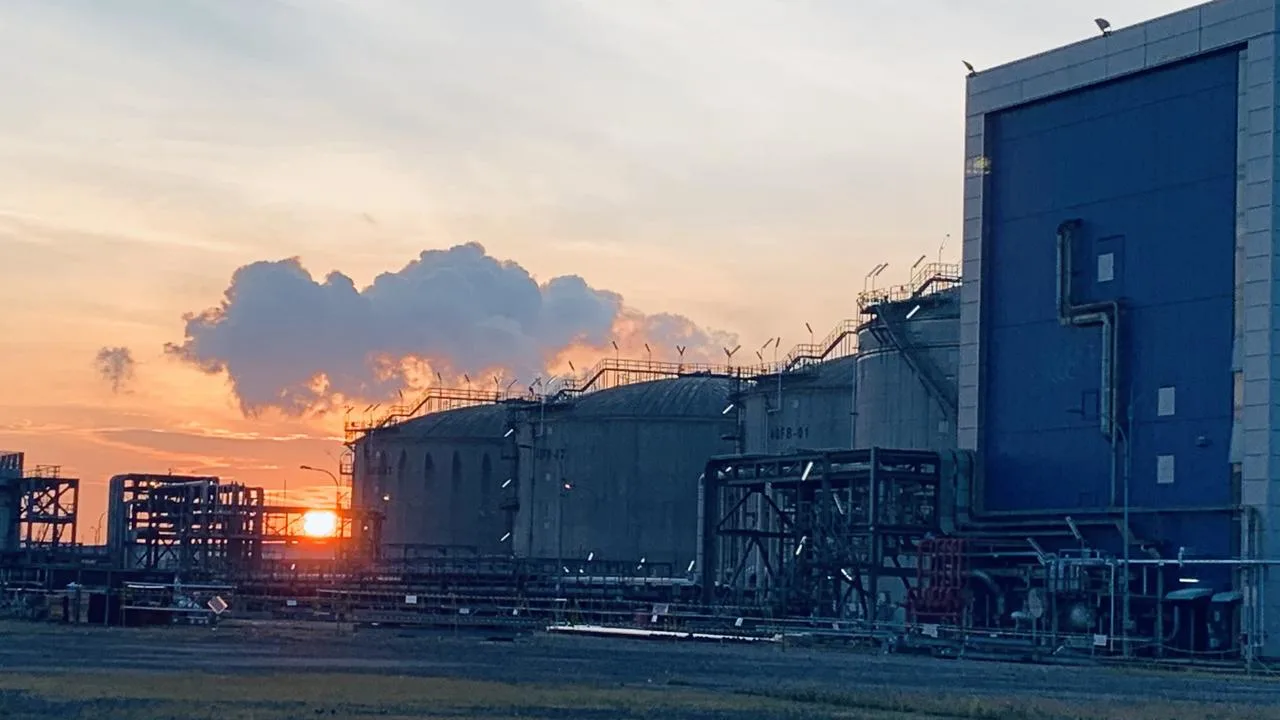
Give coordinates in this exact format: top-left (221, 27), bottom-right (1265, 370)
top-left (4, 670), bottom-right (1277, 720)
top-left (742, 686), bottom-right (1280, 720)
top-left (0, 671), bottom-right (898, 720)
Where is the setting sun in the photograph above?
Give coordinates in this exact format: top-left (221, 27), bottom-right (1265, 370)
top-left (301, 509), bottom-right (339, 538)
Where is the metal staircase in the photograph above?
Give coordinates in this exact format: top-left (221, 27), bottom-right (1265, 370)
top-left (868, 304), bottom-right (958, 419)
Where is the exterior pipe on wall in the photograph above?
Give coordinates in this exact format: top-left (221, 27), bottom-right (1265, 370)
top-left (1055, 218), bottom-right (1123, 505)
top-left (1056, 218), bottom-right (1119, 438)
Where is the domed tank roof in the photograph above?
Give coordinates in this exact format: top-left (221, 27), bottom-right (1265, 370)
top-left (795, 355), bottom-right (858, 386)
top-left (564, 375), bottom-right (735, 419)
top-left (394, 403), bottom-right (509, 439)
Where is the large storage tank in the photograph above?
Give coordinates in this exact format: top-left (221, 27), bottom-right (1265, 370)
top-left (512, 375), bottom-right (734, 567)
top-left (352, 404), bottom-right (511, 555)
top-left (854, 287), bottom-right (959, 451)
top-left (740, 357), bottom-right (856, 454)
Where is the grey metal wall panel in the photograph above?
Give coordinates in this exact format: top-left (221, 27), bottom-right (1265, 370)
top-left (740, 358), bottom-right (856, 454)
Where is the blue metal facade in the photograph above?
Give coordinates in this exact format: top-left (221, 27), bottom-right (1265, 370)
top-left (981, 50), bottom-right (1240, 555)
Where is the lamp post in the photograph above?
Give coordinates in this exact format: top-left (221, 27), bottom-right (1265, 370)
top-left (300, 465), bottom-right (342, 510)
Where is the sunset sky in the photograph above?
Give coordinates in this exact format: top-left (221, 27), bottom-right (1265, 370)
top-left (0, 0), bottom-right (1201, 537)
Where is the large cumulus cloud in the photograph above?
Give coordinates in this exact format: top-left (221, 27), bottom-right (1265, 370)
top-left (166, 243), bottom-right (735, 415)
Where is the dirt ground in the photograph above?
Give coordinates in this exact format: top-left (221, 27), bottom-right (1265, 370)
top-left (0, 620), bottom-right (1278, 719)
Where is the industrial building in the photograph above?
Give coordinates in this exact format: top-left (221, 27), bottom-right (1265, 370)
top-left (956, 0), bottom-right (1280, 658)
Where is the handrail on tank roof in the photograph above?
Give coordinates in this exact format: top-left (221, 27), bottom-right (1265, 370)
top-left (777, 319), bottom-right (862, 373)
top-left (345, 359), bottom-right (752, 438)
top-left (752, 263), bottom-right (963, 378)
top-left (550, 358), bottom-right (744, 399)
top-left (856, 262), bottom-right (961, 314)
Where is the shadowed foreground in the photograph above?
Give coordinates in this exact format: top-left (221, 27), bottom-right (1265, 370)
top-left (0, 621), bottom-right (1278, 719)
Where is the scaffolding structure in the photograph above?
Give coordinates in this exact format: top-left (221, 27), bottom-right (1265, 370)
top-left (108, 474), bottom-right (263, 575)
top-left (19, 467), bottom-right (79, 552)
top-left (700, 448), bottom-right (942, 620)
top-left (107, 474), bottom-right (384, 579)
top-left (0, 452), bottom-right (80, 558)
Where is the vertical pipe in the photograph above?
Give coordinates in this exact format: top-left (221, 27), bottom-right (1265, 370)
top-left (524, 419), bottom-right (536, 557)
top-left (695, 472), bottom-right (705, 585)
top-left (1121, 386), bottom-right (1134, 656)
top-left (763, 392), bottom-right (770, 454)
top-left (758, 480), bottom-right (771, 594)
top-left (1156, 570), bottom-right (1165, 658)
top-left (868, 447), bottom-right (879, 621)
top-left (1054, 219), bottom-right (1075, 319)
top-left (699, 464), bottom-right (718, 605)
top-left (1109, 561), bottom-right (1116, 651)
top-left (556, 482), bottom-right (564, 594)
top-left (850, 358), bottom-right (860, 448)
top-left (1259, 567), bottom-right (1266, 665)
top-left (776, 355), bottom-right (783, 415)
top-left (1100, 313), bottom-right (1114, 438)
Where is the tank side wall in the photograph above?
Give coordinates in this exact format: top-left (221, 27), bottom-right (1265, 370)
top-left (522, 417), bottom-right (730, 566)
top-left (855, 304), bottom-right (959, 451)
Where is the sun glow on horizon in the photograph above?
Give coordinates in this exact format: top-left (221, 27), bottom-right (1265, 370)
top-left (301, 509), bottom-right (339, 538)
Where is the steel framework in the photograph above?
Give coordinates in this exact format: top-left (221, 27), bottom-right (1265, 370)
top-left (1, 453), bottom-right (79, 557)
top-left (109, 475), bottom-right (263, 575)
top-left (700, 448), bottom-right (942, 620)
top-left (107, 474), bottom-right (385, 578)
top-left (19, 470), bottom-right (79, 552)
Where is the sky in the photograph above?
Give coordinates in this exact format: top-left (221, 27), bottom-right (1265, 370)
top-left (0, 0), bottom-right (1203, 538)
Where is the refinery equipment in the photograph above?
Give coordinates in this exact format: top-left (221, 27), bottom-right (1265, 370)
top-left (949, 0), bottom-right (1280, 660)
top-left (106, 473), bottom-right (380, 578)
top-left (106, 474), bottom-right (265, 574)
top-left (0, 451), bottom-right (79, 559)
top-left (699, 447), bottom-right (943, 620)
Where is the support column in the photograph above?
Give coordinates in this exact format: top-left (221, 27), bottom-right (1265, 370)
top-left (1243, 33), bottom-right (1280, 659)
